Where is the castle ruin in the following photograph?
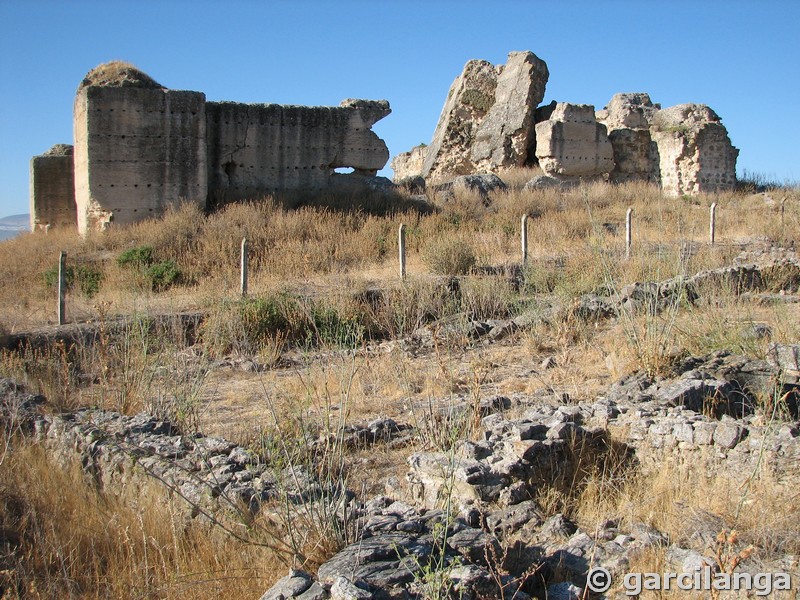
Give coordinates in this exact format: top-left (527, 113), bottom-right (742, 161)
top-left (392, 51), bottom-right (739, 195)
top-left (30, 62), bottom-right (391, 235)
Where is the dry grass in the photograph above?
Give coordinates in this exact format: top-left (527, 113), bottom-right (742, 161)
top-left (0, 443), bottom-right (278, 599)
top-left (0, 180), bottom-right (799, 598)
top-left (2, 183), bottom-right (797, 332)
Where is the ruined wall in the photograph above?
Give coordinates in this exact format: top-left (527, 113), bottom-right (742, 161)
top-left (534, 103), bottom-right (614, 180)
top-left (420, 51), bottom-right (549, 182)
top-left (73, 86), bottom-right (207, 235)
top-left (597, 93), bottom-right (660, 184)
top-left (29, 144), bottom-right (76, 231)
top-left (390, 144), bottom-right (428, 181)
top-left (651, 104), bottom-right (738, 197)
top-left (394, 51), bottom-right (739, 195)
top-left (206, 99), bottom-right (390, 204)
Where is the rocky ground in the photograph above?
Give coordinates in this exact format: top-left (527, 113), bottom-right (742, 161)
top-left (2, 249), bottom-right (800, 599)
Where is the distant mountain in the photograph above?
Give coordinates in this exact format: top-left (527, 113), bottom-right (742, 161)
top-left (0, 214), bottom-right (29, 240)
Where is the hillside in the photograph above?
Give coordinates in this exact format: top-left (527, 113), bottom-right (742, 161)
top-left (0, 180), bottom-right (798, 599)
top-left (0, 213), bottom-right (28, 240)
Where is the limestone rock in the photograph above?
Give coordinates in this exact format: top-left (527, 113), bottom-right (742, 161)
top-left (607, 128), bottom-right (660, 184)
top-left (523, 174), bottom-right (564, 191)
top-left (597, 93), bottom-right (661, 184)
top-left (650, 103), bottom-right (738, 196)
top-left (470, 50), bottom-right (549, 171)
top-left (452, 173), bottom-right (507, 202)
top-left (259, 569), bottom-right (315, 599)
top-left (534, 103), bottom-right (614, 179)
top-left (422, 59), bottom-right (500, 181)
top-left (329, 577), bottom-right (372, 600)
top-left (391, 144), bottom-right (427, 181)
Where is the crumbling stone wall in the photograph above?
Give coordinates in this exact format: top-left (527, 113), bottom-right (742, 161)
top-left (395, 51), bottom-right (739, 195)
top-left (534, 103), bottom-right (614, 180)
top-left (470, 51), bottom-right (548, 172)
top-left (206, 99), bottom-right (390, 204)
top-left (73, 84), bottom-right (207, 235)
top-left (651, 104), bottom-right (739, 196)
top-left (390, 144), bottom-right (427, 182)
top-left (29, 144), bottom-right (76, 231)
top-left (37, 62), bottom-right (392, 235)
top-left (596, 93), bottom-right (661, 184)
top-left (421, 59), bottom-right (500, 181)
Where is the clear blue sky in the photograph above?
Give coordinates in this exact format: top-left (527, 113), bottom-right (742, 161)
top-left (1, 0), bottom-right (798, 218)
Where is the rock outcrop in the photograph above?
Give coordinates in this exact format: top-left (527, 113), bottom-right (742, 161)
top-left (419, 51), bottom-right (549, 182)
top-left (421, 59), bottom-right (500, 182)
top-left (534, 103), bottom-right (614, 180)
top-left (651, 103), bottom-right (739, 196)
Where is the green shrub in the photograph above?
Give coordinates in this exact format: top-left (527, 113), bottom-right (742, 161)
top-left (241, 295), bottom-right (298, 342)
top-left (43, 264), bottom-right (103, 298)
top-left (117, 246), bottom-right (180, 292)
top-left (423, 238), bottom-right (476, 276)
top-left (117, 246), bottom-right (154, 269)
top-left (145, 260), bottom-right (181, 292)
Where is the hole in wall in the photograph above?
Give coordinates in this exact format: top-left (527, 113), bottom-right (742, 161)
top-left (223, 161), bottom-right (237, 185)
top-left (333, 167), bottom-right (355, 175)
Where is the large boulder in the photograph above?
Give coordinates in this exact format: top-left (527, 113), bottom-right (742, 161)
top-left (534, 103), bottom-right (614, 180)
top-left (421, 59), bottom-right (500, 182)
top-left (452, 173), bottom-right (507, 202)
top-left (650, 103), bottom-right (738, 196)
top-left (470, 51), bottom-right (549, 171)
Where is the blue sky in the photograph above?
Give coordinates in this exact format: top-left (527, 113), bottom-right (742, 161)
top-left (1, 0), bottom-right (798, 218)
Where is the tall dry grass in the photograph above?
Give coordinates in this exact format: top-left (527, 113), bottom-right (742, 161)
top-left (0, 443), bottom-right (278, 599)
top-left (1, 182), bottom-right (796, 331)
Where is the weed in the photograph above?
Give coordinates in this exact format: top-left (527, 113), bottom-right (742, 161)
top-left (145, 259), bottom-right (181, 291)
top-left (117, 245), bottom-right (181, 291)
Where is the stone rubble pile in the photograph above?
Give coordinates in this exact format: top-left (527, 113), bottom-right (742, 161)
top-left (257, 345), bottom-right (798, 598)
top-left (403, 255), bottom-right (800, 350)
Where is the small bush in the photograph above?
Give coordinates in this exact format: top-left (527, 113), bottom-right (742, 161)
top-left (306, 303), bottom-right (364, 349)
top-left (423, 238), bottom-right (476, 276)
top-left (43, 264), bottom-right (103, 298)
top-left (117, 245), bottom-right (154, 269)
top-left (117, 246), bottom-right (180, 292)
top-left (145, 260), bottom-right (181, 292)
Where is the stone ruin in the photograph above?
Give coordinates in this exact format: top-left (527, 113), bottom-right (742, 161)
top-left (392, 51), bottom-right (739, 196)
top-left (29, 144), bottom-right (76, 232)
top-left (30, 61), bottom-right (392, 235)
